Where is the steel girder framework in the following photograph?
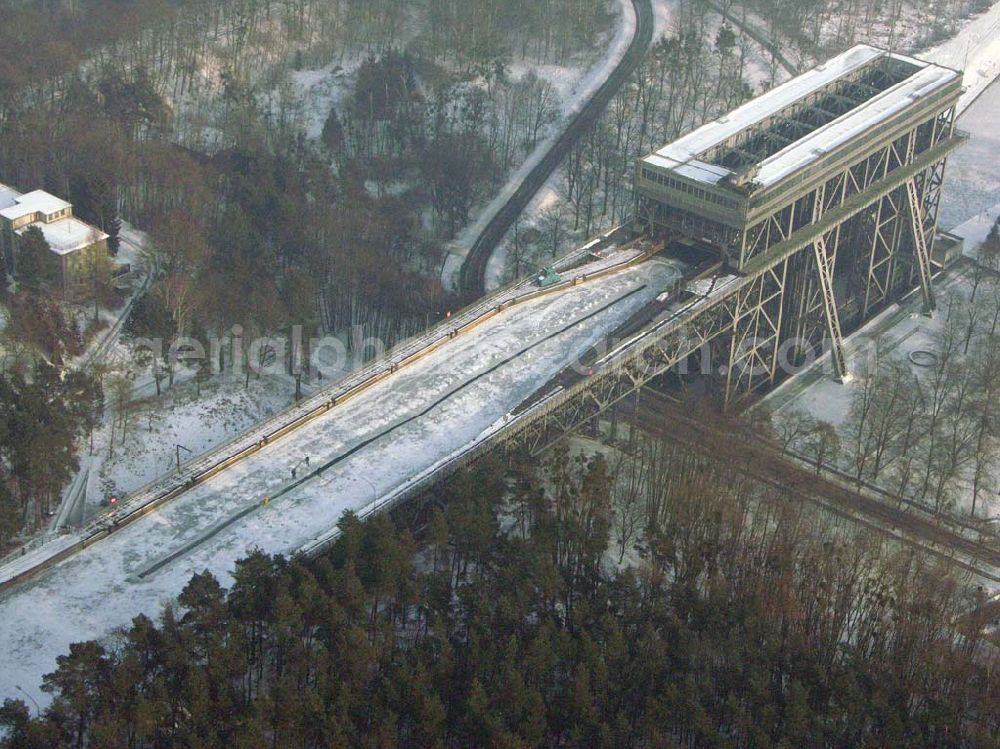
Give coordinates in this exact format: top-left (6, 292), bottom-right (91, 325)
top-left (906, 176), bottom-right (937, 313)
top-left (502, 132), bottom-right (964, 454)
top-left (810, 193), bottom-right (849, 380)
top-left (502, 284), bottom-right (744, 454)
top-left (736, 105), bottom-right (958, 367)
top-left (861, 184), bottom-right (905, 318)
top-left (502, 261), bottom-right (796, 454)
top-left (737, 105), bottom-right (957, 270)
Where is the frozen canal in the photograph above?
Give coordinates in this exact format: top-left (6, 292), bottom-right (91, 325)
top-left (939, 79), bottom-right (1000, 230)
top-left (0, 257), bottom-right (682, 705)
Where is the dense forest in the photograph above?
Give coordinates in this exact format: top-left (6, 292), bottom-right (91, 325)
top-left (2, 416), bottom-right (997, 747)
top-left (0, 0), bottom-right (615, 345)
top-left (0, 0), bottom-right (616, 545)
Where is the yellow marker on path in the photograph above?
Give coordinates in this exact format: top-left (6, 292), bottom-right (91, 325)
top-left (263, 495), bottom-right (270, 507)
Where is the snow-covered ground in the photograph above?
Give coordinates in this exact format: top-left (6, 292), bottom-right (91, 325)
top-left (88, 372), bottom-right (297, 514)
top-left (938, 79), bottom-right (1000, 230)
top-left (764, 265), bottom-right (1000, 519)
top-left (950, 203), bottom-right (1000, 252)
top-left (0, 257), bottom-right (683, 706)
top-left (287, 60), bottom-right (356, 141)
top-left (726, 2), bottom-right (1000, 536)
top-left (652, 0), bottom-right (678, 40)
top-left (53, 324), bottom-right (364, 532)
top-left (441, 0), bottom-right (637, 290)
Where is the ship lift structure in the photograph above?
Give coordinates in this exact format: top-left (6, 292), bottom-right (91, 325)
top-left (632, 44), bottom-right (962, 390)
top-left (506, 44), bottom-right (966, 454)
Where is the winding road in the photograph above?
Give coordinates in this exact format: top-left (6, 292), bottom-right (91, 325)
top-left (458, 0), bottom-right (654, 297)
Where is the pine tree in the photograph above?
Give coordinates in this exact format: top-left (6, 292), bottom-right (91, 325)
top-left (321, 106), bottom-right (345, 153)
top-left (106, 212), bottom-right (121, 257)
top-left (15, 226), bottom-right (55, 288)
top-left (41, 642), bottom-right (111, 745)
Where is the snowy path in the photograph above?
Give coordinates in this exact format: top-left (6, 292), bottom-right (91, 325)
top-left (0, 259), bottom-right (682, 705)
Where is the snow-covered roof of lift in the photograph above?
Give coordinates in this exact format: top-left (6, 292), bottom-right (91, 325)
top-left (756, 63), bottom-right (960, 186)
top-left (644, 154), bottom-right (731, 184)
top-left (650, 45), bottom-right (890, 164)
top-left (640, 44), bottom-right (959, 187)
top-left (16, 216), bottom-right (107, 255)
top-left (0, 189), bottom-right (72, 220)
top-left (656, 44), bottom-right (908, 162)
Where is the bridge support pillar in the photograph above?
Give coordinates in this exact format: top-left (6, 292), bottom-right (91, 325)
top-left (905, 176), bottom-right (937, 315)
top-left (812, 236), bottom-right (850, 382)
top-left (862, 186), bottom-right (903, 319)
top-left (809, 183), bottom-right (849, 382)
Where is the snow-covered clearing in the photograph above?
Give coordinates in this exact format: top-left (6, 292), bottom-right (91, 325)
top-left (287, 60), bottom-right (357, 141)
top-left (88, 371), bottom-right (297, 514)
top-left (0, 257), bottom-right (683, 705)
top-left (441, 0), bottom-right (637, 290)
top-left (764, 263), bottom-right (1000, 520)
top-left (56, 322), bottom-right (366, 531)
top-left (939, 79), bottom-right (1000, 230)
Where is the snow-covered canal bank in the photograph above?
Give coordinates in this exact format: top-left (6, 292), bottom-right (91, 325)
top-left (917, 0), bottom-right (1000, 229)
top-left (939, 78), bottom-right (1000, 230)
top-left (0, 258), bottom-right (682, 705)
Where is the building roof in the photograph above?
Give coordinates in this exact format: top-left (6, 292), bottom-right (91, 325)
top-left (649, 46), bottom-right (886, 165)
top-left (17, 217), bottom-right (108, 255)
top-left (755, 64), bottom-right (959, 186)
top-left (0, 183), bottom-right (20, 213)
top-left (0, 189), bottom-right (72, 221)
top-left (641, 44), bottom-right (962, 189)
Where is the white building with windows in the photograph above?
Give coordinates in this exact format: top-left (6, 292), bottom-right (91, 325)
top-left (0, 183), bottom-right (109, 293)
